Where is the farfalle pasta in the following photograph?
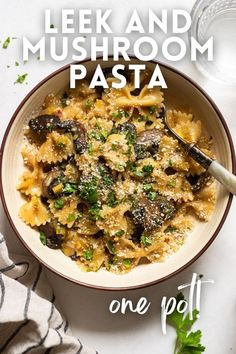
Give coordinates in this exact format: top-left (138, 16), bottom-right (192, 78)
top-left (17, 68), bottom-right (216, 273)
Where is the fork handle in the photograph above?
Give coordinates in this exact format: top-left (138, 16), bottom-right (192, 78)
top-left (208, 161), bottom-right (236, 195)
top-left (187, 144), bottom-right (236, 195)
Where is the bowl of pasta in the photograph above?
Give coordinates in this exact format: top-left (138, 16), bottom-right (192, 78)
top-left (0, 58), bottom-right (235, 290)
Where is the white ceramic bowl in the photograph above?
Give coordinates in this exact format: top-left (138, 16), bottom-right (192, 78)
top-left (0, 58), bottom-right (235, 290)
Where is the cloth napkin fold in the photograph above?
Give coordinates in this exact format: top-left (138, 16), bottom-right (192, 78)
top-left (0, 234), bottom-right (97, 354)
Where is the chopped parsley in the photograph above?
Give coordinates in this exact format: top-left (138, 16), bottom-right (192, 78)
top-left (85, 99), bottom-right (93, 109)
top-left (112, 109), bottom-right (129, 119)
top-left (67, 213), bottom-right (76, 222)
top-left (54, 198), bottom-right (65, 209)
top-left (127, 161), bottom-right (137, 173)
top-left (137, 115), bottom-right (149, 122)
top-left (107, 191), bottom-right (118, 208)
top-left (103, 175), bottom-right (113, 186)
top-left (168, 180), bottom-right (176, 188)
top-left (89, 203), bottom-right (103, 220)
top-left (63, 182), bottom-right (78, 195)
top-left (83, 249), bottom-right (93, 261)
top-left (47, 124), bottom-right (53, 132)
top-left (2, 37), bottom-right (10, 49)
top-left (90, 129), bottom-right (107, 142)
top-left (107, 240), bottom-right (115, 254)
top-left (164, 226), bottom-right (178, 233)
top-left (39, 231), bottom-right (46, 245)
top-left (115, 230), bottom-right (125, 237)
top-left (110, 127), bottom-right (119, 134)
top-left (79, 177), bottom-right (98, 204)
top-left (123, 259), bottom-right (132, 268)
top-left (140, 234), bottom-right (152, 247)
top-left (98, 166), bottom-right (113, 186)
top-left (142, 165), bottom-right (154, 175)
top-left (88, 143), bottom-right (93, 155)
top-left (98, 165), bottom-right (106, 176)
top-left (126, 130), bottom-right (136, 145)
top-left (149, 106), bottom-right (157, 115)
top-left (148, 191), bottom-right (157, 201)
top-left (143, 183), bottom-right (153, 192)
top-left (128, 163), bottom-right (154, 178)
top-left (135, 144), bottom-right (145, 159)
top-left (15, 73), bottom-right (28, 84)
top-left (111, 143), bottom-right (118, 151)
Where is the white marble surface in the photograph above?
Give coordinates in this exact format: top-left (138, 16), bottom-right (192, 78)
top-left (0, 1), bottom-right (236, 353)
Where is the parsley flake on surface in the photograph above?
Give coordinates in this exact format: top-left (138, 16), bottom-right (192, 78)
top-left (15, 73), bottom-right (28, 84)
top-left (2, 37), bottom-right (10, 49)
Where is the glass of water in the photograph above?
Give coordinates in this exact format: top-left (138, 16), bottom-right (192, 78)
top-left (190, 0), bottom-right (236, 85)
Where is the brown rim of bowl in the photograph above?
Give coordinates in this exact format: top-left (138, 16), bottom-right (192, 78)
top-left (0, 57), bottom-right (235, 291)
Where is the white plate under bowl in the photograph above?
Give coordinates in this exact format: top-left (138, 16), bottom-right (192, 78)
top-left (0, 58), bottom-right (235, 290)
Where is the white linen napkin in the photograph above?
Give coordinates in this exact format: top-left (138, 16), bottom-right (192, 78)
top-left (0, 233), bottom-right (97, 354)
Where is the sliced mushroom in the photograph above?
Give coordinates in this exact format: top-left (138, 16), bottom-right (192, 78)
top-left (38, 223), bottom-right (63, 249)
top-left (42, 170), bottom-right (64, 199)
top-left (29, 115), bottom-right (61, 135)
top-left (60, 120), bottom-right (87, 154)
top-left (134, 129), bottom-right (163, 160)
top-left (186, 172), bottom-right (212, 192)
top-left (131, 195), bottom-right (175, 231)
top-left (165, 167), bottom-right (176, 176)
top-left (118, 122), bottom-right (137, 135)
top-left (70, 253), bottom-right (80, 261)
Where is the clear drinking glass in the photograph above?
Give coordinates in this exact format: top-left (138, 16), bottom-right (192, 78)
top-left (190, 0), bottom-right (236, 85)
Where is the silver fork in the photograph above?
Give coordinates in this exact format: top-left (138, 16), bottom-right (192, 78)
top-left (161, 106), bottom-right (236, 195)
